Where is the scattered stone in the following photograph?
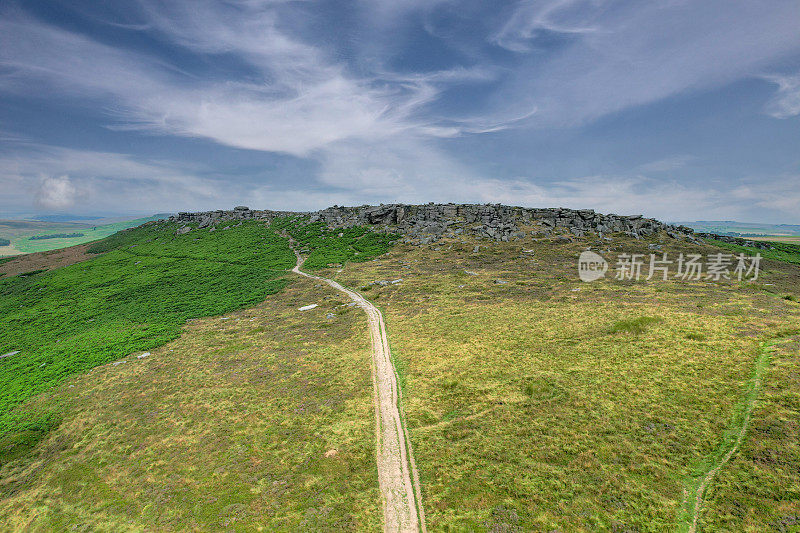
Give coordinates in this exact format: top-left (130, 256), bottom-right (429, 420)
top-left (326, 313), bottom-right (335, 319)
top-left (298, 304), bottom-right (318, 311)
top-left (494, 279), bottom-right (508, 284)
top-left (112, 360), bottom-right (125, 366)
top-left (0, 350), bottom-right (20, 359)
top-left (648, 244), bottom-right (663, 251)
top-left (176, 226), bottom-right (191, 235)
top-left (137, 352), bottom-right (150, 359)
top-left (390, 279), bottom-right (403, 284)
top-left (464, 270), bottom-right (477, 275)
top-left (324, 449), bottom-right (339, 458)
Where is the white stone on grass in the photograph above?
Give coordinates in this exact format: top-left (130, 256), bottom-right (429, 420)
top-left (298, 304), bottom-right (318, 311)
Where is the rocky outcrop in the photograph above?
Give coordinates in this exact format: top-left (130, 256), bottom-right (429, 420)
top-left (172, 204), bottom-right (696, 243)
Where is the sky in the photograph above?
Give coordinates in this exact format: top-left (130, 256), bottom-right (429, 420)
top-left (1, 0), bottom-right (799, 223)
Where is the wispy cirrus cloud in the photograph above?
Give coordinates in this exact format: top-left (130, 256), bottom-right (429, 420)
top-left (762, 73), bottom-right (800, 118)
top-left (0, 3), bottom-right (501, 158)
top-left (491, 0), bottom-right (800, 127)
top-left (493, 0), bottom-right (599, 53)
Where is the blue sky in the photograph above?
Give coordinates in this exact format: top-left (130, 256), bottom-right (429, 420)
top-left (1, 0), bottom-right (799, 222)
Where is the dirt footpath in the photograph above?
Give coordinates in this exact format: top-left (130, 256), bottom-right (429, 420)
top-left (293, 255), bottom-right (426, 533)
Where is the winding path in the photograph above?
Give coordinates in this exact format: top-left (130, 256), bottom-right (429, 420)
top-left (292, 254), bottom-right (426, 533)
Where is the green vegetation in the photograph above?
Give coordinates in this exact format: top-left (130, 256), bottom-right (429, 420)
top-left (0, 216), bottom-right (404, 529)
top-left (29, 233), bottom-right (85, 240)
top-left (335, 234), bottom-right (800, 531)
top-left (707, 237), bottom-right (800, 265)
top-left (272, 216), bottom-right (399, 269)
top-left (2, 214), bottom-right (798, 530)
top-left (0, 220), bottom-right (295, 450)
top-left (0, 274), bottom-right (381, 530)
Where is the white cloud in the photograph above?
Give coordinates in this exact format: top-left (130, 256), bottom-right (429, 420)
top-left (35, 175), bottom-right (77, 209)
top-left (0, 145), bottom-right (226, 213)
top-left (763, 73), bottom-right (800, 118)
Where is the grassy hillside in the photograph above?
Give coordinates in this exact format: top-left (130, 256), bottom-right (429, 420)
top-left (331, 231), bottom-right (800, 531)
top-left (0, 220), bottom-right (294, 449)
top-left (0, 216), bottom-right (399, 530)
top-left (706, 237), bottom-right (800, 266)
top-left (2, 216), bottom-right (799, 531)
top-left (0, 275), bottom-right (381, 530)
top-left (271, 216), bottom-right (399, 269)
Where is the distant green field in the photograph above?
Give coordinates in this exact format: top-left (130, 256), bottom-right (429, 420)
top-left (8, 215), bottom-right (167, 254)
top-left (680, 220), bottom-right (800, 238)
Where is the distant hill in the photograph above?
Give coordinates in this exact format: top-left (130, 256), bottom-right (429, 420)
top-left (33, 214), bottom-right (104, 222)
top-left (677, 220), bottom-right (800, 238)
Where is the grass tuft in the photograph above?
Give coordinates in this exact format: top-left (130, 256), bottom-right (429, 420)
top-left (609, 316), bottom-right (664, 334)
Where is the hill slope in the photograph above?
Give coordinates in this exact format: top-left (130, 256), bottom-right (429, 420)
top-left (1, 206), bottom-right (798, 531)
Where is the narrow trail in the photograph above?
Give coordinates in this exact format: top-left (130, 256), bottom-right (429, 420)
top-left (292, 253), bottom-right (426, 533)
top-left (681, 341), bottom-right (777, 533)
